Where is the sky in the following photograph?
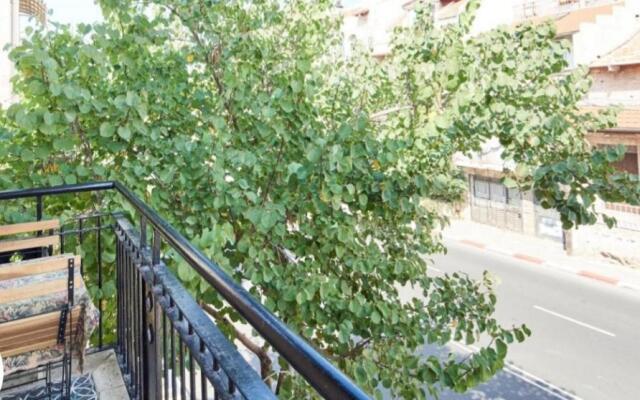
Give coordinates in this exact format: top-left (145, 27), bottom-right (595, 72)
top-left (45, 0), bottom-right (103, 25)
top-left (42, 0), bottom-right (366, 26)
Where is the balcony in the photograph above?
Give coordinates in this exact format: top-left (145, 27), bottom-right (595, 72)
top-left (512, 0), bottom-right (620, 21)
top-left (0, 182), bottom-right (369, 399)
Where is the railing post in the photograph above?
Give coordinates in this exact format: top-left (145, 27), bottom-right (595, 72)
top-left (140, 216), bottom-right (147, 249)
top-left (142, 229), bottom-right (162, 400)
top-left (35, 195), bottom-right (47, 257)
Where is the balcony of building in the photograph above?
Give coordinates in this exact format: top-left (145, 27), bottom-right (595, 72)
top-left (512, 0), bottom-right (621, 22)
top-left (0, 182), bottom-right (369, 400)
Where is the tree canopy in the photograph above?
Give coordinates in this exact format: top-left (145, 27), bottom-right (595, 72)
top-left (1, 0), bottom-right (638, 398)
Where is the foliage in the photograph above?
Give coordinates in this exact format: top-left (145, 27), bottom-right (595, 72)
top-left (0, 0), bottom-right (638, 398)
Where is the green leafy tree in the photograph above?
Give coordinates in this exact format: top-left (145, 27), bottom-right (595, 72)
top-left (1, 0), bottom-right (637, 398)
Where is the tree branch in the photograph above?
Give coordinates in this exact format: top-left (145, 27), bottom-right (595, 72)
top-left (338, 337), bottom-right (372, 360)
top-left (201, 302), bottom-right (273, 384)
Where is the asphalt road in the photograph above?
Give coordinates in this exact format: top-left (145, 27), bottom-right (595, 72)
top-left (428, 240), bottom-right (640, 400)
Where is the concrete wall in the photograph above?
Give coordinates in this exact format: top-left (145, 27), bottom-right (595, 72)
top-left (342, 0), bottom-right (408, 58)
top-left (572, 200), bottom-right (640, 265)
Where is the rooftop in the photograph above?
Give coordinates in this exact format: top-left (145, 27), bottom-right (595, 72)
top-left (592, 29), bottom-right (640, 67)
top-left (525, 3), bottom-right (619, 36)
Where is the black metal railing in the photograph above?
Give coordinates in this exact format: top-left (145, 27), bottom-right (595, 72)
top-left (0, 181), bottom-right (370, 400)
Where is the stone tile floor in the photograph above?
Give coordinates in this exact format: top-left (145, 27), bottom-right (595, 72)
top-left (1, 374), bottom-right (97, 400)
top-left (0, 349), bottom-right (128, 400)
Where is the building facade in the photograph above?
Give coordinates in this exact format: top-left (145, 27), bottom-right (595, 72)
top-left (0, 0), bottom-right (47, 107)
top-left (343, 0), bottom-right (640, 265)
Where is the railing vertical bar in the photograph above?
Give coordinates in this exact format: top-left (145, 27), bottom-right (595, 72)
top-left (78, 217), bottom-right (84, 274)
top-left (171, 319), bottom-right (177, 400)
top-left (120, 237), bottom-right (126, 368)
top-left (200, 366), bottom-right (207, 400)
top-left (115, 234), bottom-right (120, 352)
top-left (127, 246), bottom-right (135, 392)
top-left (137, 261), bottom-right (144, 398)
top-left (135, 263), bottom-right (141, 398)
top-left (213, 357), bottom-right (220, 400)
top-left (152, 228), bottom-right (161, 266)
top-left (228, 377), bottom-right (235, 395)
top-left (199, 339), bottom-right (207, 400)
top-left (124, 239), bottom-right (131, 377)
top-left (97, 215), bottom-right (103, 349)
top-left (117, 235), bottom-right (123, 355)
top-left (140, 216), bottom-right (147, 249)
top-left (35, 195), bottom-right (45, 257)
top-left (119, 237), bottom-right (125, 369)
top-left (35, 195), bottom-right (43, 221)
top-left (189, 348), bottom-right (196, 400)
top-left (60, 224), bottom-right (65, 254)
top-left (163, 311), bottom-right (169, 400)
top-left (125, 244), bottom-right (132, 383)
top-left (144, 272), bottom-right (162, 400)
top-left (180, 335), bottom-right (186, 400)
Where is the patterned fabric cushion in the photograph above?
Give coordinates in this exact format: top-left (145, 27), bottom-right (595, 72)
top-left (0, 264), bottom-right (99, 376)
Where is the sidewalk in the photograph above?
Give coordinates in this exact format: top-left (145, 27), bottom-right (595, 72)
top-left (442, 219), bottom-right (640, 293)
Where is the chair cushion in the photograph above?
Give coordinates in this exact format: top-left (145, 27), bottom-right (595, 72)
top-left (0, 258), bottom-right (98, 376)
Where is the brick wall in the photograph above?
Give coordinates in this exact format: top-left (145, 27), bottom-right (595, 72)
top-left (588, 65), bottom-right (640, 106)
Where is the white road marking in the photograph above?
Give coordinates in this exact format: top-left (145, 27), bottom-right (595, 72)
top-left (451, 342), bottom-right (582, 400)
top-left (533, 305), bottom-right (616, 337)
top-left (429, 266), bottom-right (443, 273)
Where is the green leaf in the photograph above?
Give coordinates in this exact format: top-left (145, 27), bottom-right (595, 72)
top-left (64, 111), bottom-right (77, 123)
top-left (100, 122), bottom-right (115, 138)
top-left (117, 125), bottom-right (132, 141)
top-left (502, 177), bottom-right (517, 189)
top-left (287, 162), bottom-right (303, 177)
top-left (290, 80), bottom-right (302, 93)
top-left (20, 149), bottom-right (35, 162)
top-left (371, 310), bottom-right (381, 324)
top-left (43, 111), bottom-right (55, 126)
top-left (53, 136), bottom-right (75, 151)
top-left (355, 366), bottom-right (368, 385)
top-left (358, 194), bottom-right (368, 207)
top-left (76, 165), bottom-right (90, 177)
top-left (496, 339), bottom-right (507, 358)
top-left (306, 145), bottom-right (322, 163)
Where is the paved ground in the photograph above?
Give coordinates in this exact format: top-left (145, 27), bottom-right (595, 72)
top-left (442, 220), bottom-right (640, 292)
top-left (430, 240), bottom-right (640, 400)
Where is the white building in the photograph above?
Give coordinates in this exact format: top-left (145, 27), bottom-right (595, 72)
top-left (342, 0), bottom-right (636, 62)
top-left (343, 0), bottom-right (640, 265)
top-left (0, 0), bottom-right (47, 107)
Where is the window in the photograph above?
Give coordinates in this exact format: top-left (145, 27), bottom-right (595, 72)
top-left (474, 177), bottom-right (522, 206)
top-left (490, 182), bottom-right (507, 203)
top-left (507, 188), bottom-right (522, 207)
top-left (602, 145), bottom-right (639, 175)
top-left (473, 178), bottom-right (490, 200)
top-left (613, 149), bottom-right (639, 175)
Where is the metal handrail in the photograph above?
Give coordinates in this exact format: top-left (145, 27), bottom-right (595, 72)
top-left (0, 181), bottom-right (370, 400)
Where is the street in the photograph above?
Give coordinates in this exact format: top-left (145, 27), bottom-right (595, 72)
top-left (429, 240), bottom-right (640, 400)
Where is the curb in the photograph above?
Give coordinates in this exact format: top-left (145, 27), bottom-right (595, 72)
top-left (446, 235), bottom-right (640, 293)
